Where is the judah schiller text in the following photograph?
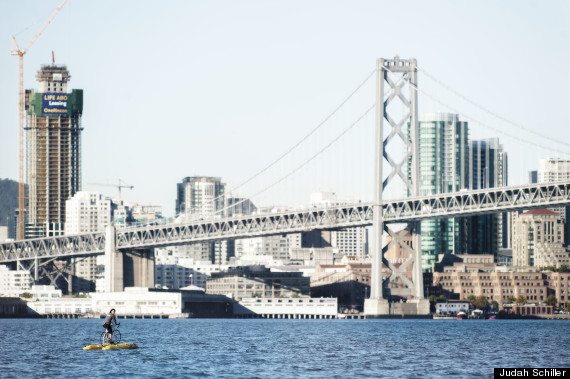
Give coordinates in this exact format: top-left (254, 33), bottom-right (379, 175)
top-left (494, 368), bottom-right (568, 377)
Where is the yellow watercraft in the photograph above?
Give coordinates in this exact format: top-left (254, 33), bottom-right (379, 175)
top-left (83, 343), bottom-right (138, 350)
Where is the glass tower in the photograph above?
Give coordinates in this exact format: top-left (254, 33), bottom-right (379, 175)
top-left (410, 113), bottom-right (469, 271)
top-left (468, 138), bottom-right (508, 256)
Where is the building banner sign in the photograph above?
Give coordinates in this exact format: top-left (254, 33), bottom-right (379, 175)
top-left (42, 93), bottom-right (68, 114)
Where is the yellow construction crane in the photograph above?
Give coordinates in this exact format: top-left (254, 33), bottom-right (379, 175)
top-left (88, 180), bottom-right (135, 203)
top-left (9, 0), bottom-right (69, 240)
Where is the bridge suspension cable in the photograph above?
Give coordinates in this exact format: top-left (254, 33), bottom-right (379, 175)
top-left (411, 83), bottom-right (569, 157)
top-left (215, 102), bottom-right (377, 216)
top-left (211, 69), bottom-right (376, 207)
top-left (215, 68), bottom-right (411, 216)
top-left (379, 64), bottom-right (568, 158)
top-left (414, 64), bottom-right (570, 149)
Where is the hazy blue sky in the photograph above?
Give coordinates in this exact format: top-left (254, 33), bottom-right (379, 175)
top-left (1, 1), bottom-right (569, 216)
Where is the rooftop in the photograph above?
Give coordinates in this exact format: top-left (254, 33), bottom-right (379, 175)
top-left (521, 209), bottom-right (559, 216)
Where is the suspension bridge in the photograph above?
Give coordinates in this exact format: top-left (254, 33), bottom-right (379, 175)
top-left (2, 57), bottom-right (569, 315)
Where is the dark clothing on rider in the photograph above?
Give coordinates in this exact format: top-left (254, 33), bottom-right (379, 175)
top-left (103, 312), bottom-right (117, 326)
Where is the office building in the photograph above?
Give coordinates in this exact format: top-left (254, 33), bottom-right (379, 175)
top-left (225, 197), bottom-right (256, 217)
top-left (411, 113), bottom-right (469, 270)
top-left (538, 159), bottom-right (570, 246)
top-left (468, 138), bottom-right (508, 255)
top-left (307, 192), bottom-right (368, 259)
top-left (528, 170), bottom-right (538, 184)
top-left (235, 234), bottom-right (301, 262)
top-left (432, 254), bottom-right (570, 308)
top-left (175, 176), bottom-right (227, 262)
top-left (64, 191), bottom-right (112, 293)
top-left (206, 267), bottom-right (310, 301)
top-left (175, 176), bottom-right (225, 217)
top-left (512, 209), bottom-right (570, 268)
top-left (0, 265), bottom-right (33, 295)
top-left (25, 64), bottom-right (83, 238)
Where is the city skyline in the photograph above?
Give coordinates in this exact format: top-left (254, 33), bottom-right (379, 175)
top-left (0, 1), bottom-right (569, 217)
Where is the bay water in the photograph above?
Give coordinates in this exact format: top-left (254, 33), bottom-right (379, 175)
top-left (1, 318), bottom-right (568, 378)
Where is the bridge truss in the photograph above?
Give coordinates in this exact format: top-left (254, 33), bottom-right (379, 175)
top-left (1, 181), bottom-right (569, 264)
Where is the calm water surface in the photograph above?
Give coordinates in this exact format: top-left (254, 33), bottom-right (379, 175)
top-left (0, 318), bottom-right (568, 378)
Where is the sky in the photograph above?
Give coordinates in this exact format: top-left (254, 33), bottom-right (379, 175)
top-left (0, 0), bottom-right (569, 217)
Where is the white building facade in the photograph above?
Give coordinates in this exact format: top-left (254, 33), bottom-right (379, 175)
top-left (0, 265), bottom-right (33, 295)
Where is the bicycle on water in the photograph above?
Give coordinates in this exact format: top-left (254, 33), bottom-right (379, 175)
top-left (100, 323), bottom-right (122, 345)
top-left (101, 308), bottom-right (121, 345)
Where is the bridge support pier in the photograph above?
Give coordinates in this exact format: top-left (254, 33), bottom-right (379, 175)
top-left (105, 226), bottom-right (155, 292)
top-left (365, 56), bottom-right (429, 316)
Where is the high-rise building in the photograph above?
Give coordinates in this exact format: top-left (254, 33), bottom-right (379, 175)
top-left (175, 177), bottom-right (227, 262)
top-left (65, 191), bottom-right (112, 293)
top-left (538, 159), bottom-right (570, 246)
top-left (25, 64), bottom-right (83, 238)
top-left (175, 176), bottom-right (225, 218)
top-left (411, 113), bottom-right (469, 271)
top-left (512, 209), bottom-right (570, 268)
top-left (468, 138), bottom-right (508, 256)
top-left (225, 197), bottom-right (256, 217)
top-left (308, 192), bottom-right (368, 259)
top-left (65, 191), bottom-right (112, 235)
top-left (528, 170), bottom-right (538, 184)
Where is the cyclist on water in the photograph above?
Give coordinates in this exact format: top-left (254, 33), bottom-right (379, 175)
top-left (102, 308), bottom-right (120, 344)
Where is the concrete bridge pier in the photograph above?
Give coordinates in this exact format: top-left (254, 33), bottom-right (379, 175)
top-left (105, 226), bottom-right (155, 292)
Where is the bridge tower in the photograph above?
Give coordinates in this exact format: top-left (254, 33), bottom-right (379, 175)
top-left (364, 57), bottom-right (429, 316)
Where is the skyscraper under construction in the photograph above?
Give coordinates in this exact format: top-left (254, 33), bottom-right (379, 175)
top-left (25, 64), bottom-right (83, 238)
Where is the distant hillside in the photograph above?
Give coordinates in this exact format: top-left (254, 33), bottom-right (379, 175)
top-left (0, 178), bottom-right (19, 226)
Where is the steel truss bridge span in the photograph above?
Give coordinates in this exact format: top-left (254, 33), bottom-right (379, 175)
top-left (1, 182), bottom-right (569, 263)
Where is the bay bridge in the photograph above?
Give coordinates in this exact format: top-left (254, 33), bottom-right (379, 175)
top-left (2, 57), bottom-right (569, 315)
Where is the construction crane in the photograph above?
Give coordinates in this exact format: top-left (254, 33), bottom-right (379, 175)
top-left (9, 0), bottom-right (69, 240)
top-left (88, 180), bottom-right (134, 203)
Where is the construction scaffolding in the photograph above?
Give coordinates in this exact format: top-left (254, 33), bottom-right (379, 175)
top-left (25, 64), bottom-right (83, 238)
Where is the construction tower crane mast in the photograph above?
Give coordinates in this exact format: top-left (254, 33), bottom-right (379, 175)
top-left (88, 180), bottom-right (134, 203)
top-left (9, 0), bottom-right (69, 240)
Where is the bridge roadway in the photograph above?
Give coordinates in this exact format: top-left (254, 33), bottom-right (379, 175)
top-left (1, 182), bottom-right (569, 263)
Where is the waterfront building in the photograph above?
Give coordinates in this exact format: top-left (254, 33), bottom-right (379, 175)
top-left (206, 267), bottom-right (310, 301)
top-left (468, 138), bottom-right (508, 255)
top-left (24, 287), bottom-right (234, 318)
top-left (435, 300), bottom-right (470, 315)
top-left (235, 297), bottom-right (338, 319)
top-left (538, 158), bottom-right (570, 246)
top-left (25, 64), bottom-right (83, 239)
top-left (0, 265), bottom-right (33, 295)
top-left (0, 297), bottom-right (28, 317)
top-left (27, 297), bottom-right (92, 316)
top-left (309, 264), bottom-right (372, 309)
top-left (432, 254), bottom-right (570, 308)
top-left (410, 113), bottom-right (469, 270)
top-left (512, 209), bottom-right (570, 268)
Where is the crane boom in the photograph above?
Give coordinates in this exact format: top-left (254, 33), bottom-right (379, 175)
top-left (23, 0), bottom-right (70, 53)
top-left (88, 180), bottom-right (134, 203)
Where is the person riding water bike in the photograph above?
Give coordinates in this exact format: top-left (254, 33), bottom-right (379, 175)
top-left (102, 308), bottom-right (120, 344)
